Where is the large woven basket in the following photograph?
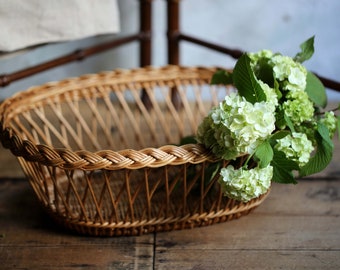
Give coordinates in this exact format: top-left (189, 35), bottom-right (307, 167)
top-left (0, 66), bottom-right (269, 236)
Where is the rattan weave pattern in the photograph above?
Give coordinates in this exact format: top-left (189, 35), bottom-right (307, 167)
top-left (0, 65), bottom-right (269, 236)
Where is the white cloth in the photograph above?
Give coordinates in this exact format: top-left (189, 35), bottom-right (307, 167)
top-left (0, 0), bottom-right (120, 52)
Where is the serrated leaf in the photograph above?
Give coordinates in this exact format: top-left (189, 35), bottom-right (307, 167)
top-left (210, 70), bottom-right (233, 85)
top-left (284, 112), bottom-right (296, 133)
top-left (305, 71), bottom-right (327, 108)
top-left (233, 54), bottom-right (266, 104)
top-left (253, 140), bottom-right (273, 168)
top-left (294, 36), bottom-right (315, 63)
top-left (271, 149), bottom-right (299, 184)
top-left (300, 122), bottom-right (334, 177)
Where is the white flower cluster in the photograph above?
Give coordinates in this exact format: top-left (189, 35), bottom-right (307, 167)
top-left (197, 44), bottom-right (337, 203)
top-left (275, 132), bottom-right (314, 166)
top-left (197, 93), bottom-right (276, 160)
top-left (219, 165), bottom-right (272, 202)
top-left (282, 91), bottom-right (314, 125)
top-left (321, 111), bottom-right (337, 138)
top-left (250, 50), bottom-right (316, 154)
top-left (251, 50), bottom-right (315, 126)
top-left (270, 54), bottom-right (307, 92)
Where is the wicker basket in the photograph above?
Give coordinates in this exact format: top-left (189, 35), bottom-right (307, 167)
top-left (0, 66), bottom-right (269, 236)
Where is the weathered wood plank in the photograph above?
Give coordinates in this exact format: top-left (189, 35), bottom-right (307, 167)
top-left (0, 146), bottom-right (23, 178)
top-left (154, 250), bottom-right (340, 270)
top-left (0, 178), bottom-right (154, 270)
top-left (154, 179), bottom-right (340, 269)
top-left (1, 245), bottom-right (154, 270)
top-left (257, 180), bottom-right (340, 216)
top-left (155, 215), bottom-right (340, 250)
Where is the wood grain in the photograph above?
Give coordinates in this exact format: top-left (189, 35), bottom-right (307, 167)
top-left (0, 178), bottom-right (154, 270)
top-left (0, 127), bottom-right (339, 269)
top-left (154, 181), bottom-right (340, 269)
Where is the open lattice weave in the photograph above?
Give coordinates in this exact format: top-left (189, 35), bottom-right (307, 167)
top-left (0, 66), bottom-right (269, 236)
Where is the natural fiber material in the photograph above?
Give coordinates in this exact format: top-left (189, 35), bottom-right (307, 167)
top-left (0, 66), bottom-right (269, 236)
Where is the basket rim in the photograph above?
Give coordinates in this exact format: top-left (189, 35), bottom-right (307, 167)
top-left (0, 65), bottom-right (224, 108)
top-left (0, 65), bottom-right (238, 171)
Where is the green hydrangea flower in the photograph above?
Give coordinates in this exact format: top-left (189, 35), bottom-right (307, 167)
top-left (248, 49), bottom-right (274, 63)
top-left (282, 91), bottom-right (314, 125)
top-left (270, 54), bottom-right (307, 92)
top-left (197, 39), bottom-right (337, 198)
top-left (197, 93), bottom-right (276, 160)
top-left (275, 132), bottom-right (314, 166)
top-left (219, 165), bottom-right (272, 202)
top-left (295, 122), bottom-right (318, 146)
top-left (258, 80), bottom-right (278, 108)
top-left (320, 111), bottom-right (337, 138)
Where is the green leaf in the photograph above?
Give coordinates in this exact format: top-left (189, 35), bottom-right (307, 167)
top-left (284, 112), bottom-right (296, 133)
top-left (269, 130), bottom-right (290, 146)
top-left (233, 54), bottom-right (266, 104)
top-left (275, 106), bottom-right (295, 132)
top-left (180, 135), bottom-right (197, 145)
top-left (253, 140), bottom-right (273, 168)
top-left (294, 36), bottom-right (315, 63)
top-left (254, 59), bottom-right (275, 87)
top-left (274, 79), bottom-right (283, 100)
top-left (305, 71), bottom-right (327, 108)
top-left (300, 122), bottom-right (334, 177)
top-left (275, 107), bottom-right (286, 129)
top-left (337, 115), bottom-right (340, 141)
top-left (204, 162), bottom-right (221, 186)
top-left (271, 149), bottom-right (299, 184)
top-left (210, 70), bottom-right (233, 85)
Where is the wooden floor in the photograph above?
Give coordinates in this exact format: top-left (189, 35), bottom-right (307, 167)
top-left (1, 140), bottom-right (339, 269)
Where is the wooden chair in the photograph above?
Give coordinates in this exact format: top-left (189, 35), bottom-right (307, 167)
top-left (1, 0), bottom-right (339, 92)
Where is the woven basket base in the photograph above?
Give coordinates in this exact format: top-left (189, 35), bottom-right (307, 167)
top-left (53, 198), bottom-right (268, 237)
top-left (40, 169), bottom-right (270, 237)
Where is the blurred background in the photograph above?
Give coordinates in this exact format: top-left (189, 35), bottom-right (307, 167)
top-left (1, 0), bottom-right (340, 100)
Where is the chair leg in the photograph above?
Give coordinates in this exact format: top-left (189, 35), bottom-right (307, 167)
top-left (167, 0), bottom-right (182, 109)
top-left (167, 0), bottom-right (180, 65)
top-left (139, 0), bottom-right (152, 66)
top-left (139, 0), bottom-right (153, 109)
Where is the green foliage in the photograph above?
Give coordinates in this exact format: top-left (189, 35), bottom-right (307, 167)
top-left (305, 71), bottom-right (327, 108)
top-left (337, 114), bottom-right (340, 141)
top-left (179, 135), bottom-right (197, 145)
top-left (300, 123), bottom-right (334, 177)
top-left (204, 162), bottom-right (222, 186)
top-left (294, 36), bottom-right (315, 63)
top-left (210, 70), bottom-right (233, 85)
top-left (191, 36), bottom-right (338, 201)
top-left (269, 130), bottom-right (290, 144)
top-left (283, 112), bottom-right (296, 133)
top-left (271, 150), bottom-right (299, 184)
top-left (253, 140), bottom-right (273, 168)
top-left (253, 58), bottom-right (275, 87)
top-left (233, 54), bottom-right (267, 104)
